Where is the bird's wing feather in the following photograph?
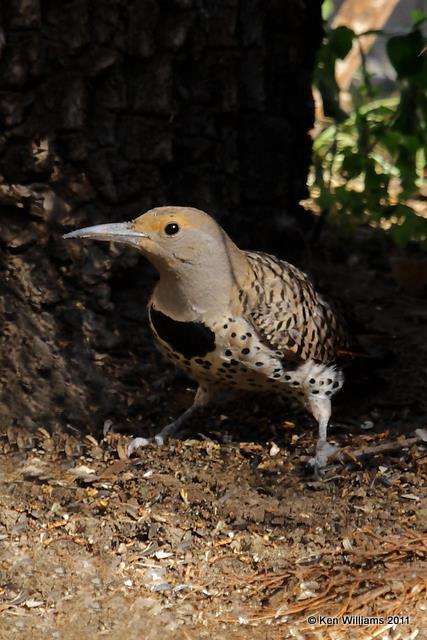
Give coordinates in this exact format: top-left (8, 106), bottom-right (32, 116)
top-left (241, 251), bottom-right (349, 364)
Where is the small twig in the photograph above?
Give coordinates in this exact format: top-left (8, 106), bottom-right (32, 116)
top-left (300, 430), bottom-right (426, 465)
top-left (331, 432), bottom-right (425, 463)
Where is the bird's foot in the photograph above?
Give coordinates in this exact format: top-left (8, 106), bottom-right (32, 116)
top-left (127, 408), bottom-right (196, 457)
top-left (308, 439), bottom-right (337, 476)
top-left (127, 433), bottom-right (168, 456)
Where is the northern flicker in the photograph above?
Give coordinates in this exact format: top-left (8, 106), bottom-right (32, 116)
top-left (64, 206), bottom-right (350, 469)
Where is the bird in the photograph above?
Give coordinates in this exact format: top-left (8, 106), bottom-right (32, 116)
top-left (64, 206), bottom-right (350, 469)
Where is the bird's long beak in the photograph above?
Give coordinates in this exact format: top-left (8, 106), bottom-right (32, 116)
top-left (63, 222), bottom-right (148, 247)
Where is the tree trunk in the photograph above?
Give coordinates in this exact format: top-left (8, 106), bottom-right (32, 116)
top-left (0, 0), bottom-right (323, 434)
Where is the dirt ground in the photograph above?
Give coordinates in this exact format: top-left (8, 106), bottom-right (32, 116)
top-left (0, 227), bottom-right (426, 640)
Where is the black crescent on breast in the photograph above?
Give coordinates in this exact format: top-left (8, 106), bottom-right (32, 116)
top-left (149, 306), bottom-right (216, 360)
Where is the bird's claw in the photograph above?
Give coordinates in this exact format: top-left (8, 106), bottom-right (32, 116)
top-left (127, 434), bottom-right (167, 457)
top-left (308, 440), bottom-right (337, 476)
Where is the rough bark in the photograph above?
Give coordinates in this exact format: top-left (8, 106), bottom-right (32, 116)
top-left (0, 0), bottom-right (323, 433)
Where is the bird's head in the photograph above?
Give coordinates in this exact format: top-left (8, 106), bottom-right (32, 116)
top-left (64, 206), bottom-right (234, 274)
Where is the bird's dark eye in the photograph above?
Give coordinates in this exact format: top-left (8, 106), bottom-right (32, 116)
top-left (164, 222), bottom-right (180, 236)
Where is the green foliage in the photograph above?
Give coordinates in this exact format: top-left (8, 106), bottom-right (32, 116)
top-left (310, 9), bottom-right (427, 247)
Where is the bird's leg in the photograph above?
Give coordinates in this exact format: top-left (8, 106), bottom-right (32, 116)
top-left (306, 395), bottom-right (337, 471)
top-left (127, 385), bottom-right (215, 456)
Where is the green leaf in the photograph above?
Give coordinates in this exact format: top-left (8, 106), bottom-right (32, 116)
top-left (312, 123), bottom-right (338, 152)
top-left (411, 10), bottom-right (427, 28)
top-left (386, 30), bottom-right (426, 78)
top-left (359, 97), bottom-right (399, 115)
top-left (322, 0), bottom-right (335, 21)
top-left (357, 29), bottom-right (386, 38)
top-left (329, 26), bottom-right (355, 60)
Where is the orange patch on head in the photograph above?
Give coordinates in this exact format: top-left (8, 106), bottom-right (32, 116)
top-left (130, 207), bottom-right (207, 236)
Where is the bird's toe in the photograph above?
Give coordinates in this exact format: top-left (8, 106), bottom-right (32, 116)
top-left (127, 437), bottom-right (153, 457)
top-left (308, 439), bottom-right (337, 474)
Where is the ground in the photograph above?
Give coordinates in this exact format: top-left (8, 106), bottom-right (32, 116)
top-left (0, 227), bottom-right (426, 640)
